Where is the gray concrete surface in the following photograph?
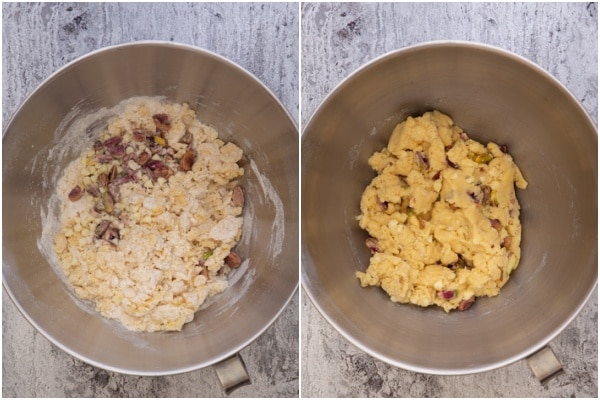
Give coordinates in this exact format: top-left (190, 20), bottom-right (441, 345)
top-left (301, 2), bottom-right (597, 398)
top-left (2, 3), bottom-right (298, 397)
top-left (3, 2), bottom-right (598, 399)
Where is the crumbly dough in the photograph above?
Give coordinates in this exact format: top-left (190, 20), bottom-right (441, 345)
top-left (53, 99), bottom-right (245, 331)
top-left (356, 111), bottom-right (528, 312)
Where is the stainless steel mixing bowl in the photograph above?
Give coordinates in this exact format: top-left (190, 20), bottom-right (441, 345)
top-left (302, 41), bottom-right (597, 374)
top-left (3, 41), bottom-right (298, 376)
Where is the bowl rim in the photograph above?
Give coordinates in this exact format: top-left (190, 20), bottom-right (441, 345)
top-left (302, 39), bottom-right (598, 136)
top-left (2, 40), bottom-right (299, 376)
top-left (3, 39), bottom-right (299, 138)
top-left (300, 39), bottom-right (598, 375)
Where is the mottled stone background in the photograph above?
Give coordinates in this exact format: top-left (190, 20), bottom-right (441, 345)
top-left (3, 1), bottom-right (598, 398)
top-left (2, 3), bottom-right (299, 398)
top-left (301, 2), bottom-right (597, 398)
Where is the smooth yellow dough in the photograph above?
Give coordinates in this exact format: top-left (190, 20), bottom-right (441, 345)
top-left (356, 111), bottom-right (528, 312)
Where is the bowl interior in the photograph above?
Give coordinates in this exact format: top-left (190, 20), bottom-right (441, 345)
top-left (301, 42), bottom-right (597, 374)
top-left (3, 42), bottom-right (298, 375)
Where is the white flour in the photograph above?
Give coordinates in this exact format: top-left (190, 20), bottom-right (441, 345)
top-left (35, 96), bottom-right (284, 333)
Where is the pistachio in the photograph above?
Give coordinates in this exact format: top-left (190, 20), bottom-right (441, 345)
top-left (108, 165), bottom-right (118, 182)
top-left (448, 203), bottom-right (460, 211)
top-left (102, 191), bottom-right (115, 214)
top-left (446, 156), bottom-right (459, 169)
top-left (94, 220), bottom-right (111, 239)
top-left (109, 176), bottom-right (131, 187)
top-left (152, 113), bottom-right (171, 133)
top-left (107, 183), bottom-right (121, 203)
top-left (137, 150), bottom-right (151, 166)
top-left (501, 236), bottom-right (512, 249)
top-left (365, 237), bottom-right (381, 253)
top-left (232, 186), bottom-right (245, 208)
top-left (132, 128), bottom-right (153, 142)
top-left (153, 136), bottom-right (167, 147)
top-left (481, 185), bottom-right (492, 206)
top-left (489, 190), bottom-right (499, 207)
top-left (93, 140), bottom-right (104, 151)
top-left (225, 251), bottom-right (242, 268)
top-left (132, 127), bottom-right (154, 138)
top-left (143, 166), bottom-right (155, 181)
top-left (103, 136), bottom-right (122, 147)
top-left (448, 255), bottom-right (472, 270)
top-left (179, 150), bottom-right (195, 172)
top-left (97, 172), bottom-right (109, 187)
top-left (507, 252), bottom-right (518, 273)
top-left (458, 295), bottom-right (475, 311)
top-left (470, 152), bottom-right (493, 164)
top-left (145, 160), bottom-right (173, 181)
top-left (103, 225), bottom-right (120, 246)
top-left (467, 191), bottom-right (479, 203)
top-left (199, 265), bottom-right (209, 278)
top-left (104, 136), bottom-right (125, 158)
top-left (85, 184), bottom-right (101, 197)
top-left (146, 159), bottom-right (164, 170)
top-left (437, 290), bottom-right (456, 300)
top-left (179, 130), bottom-right (193, 145)
top-left (68, 185), bottom-right (84, 201)
top-left (95, 154), bottom-right (114, 164)
top-left (419, 210), bottom-right (432, 222)
top-left (93, 200), bottom-right (105, 213)
top-left (416, 151), bottom-right (430, 169)
top-left (489, 218), bottom-right (502, 231)
top-left (399, 176), bottom-right (409, 189)
top-left (153, 166), bottom-right (173, 180)
top-left (123, 167), bottom-right (138, 182)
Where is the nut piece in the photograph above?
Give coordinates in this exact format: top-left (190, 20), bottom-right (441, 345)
top-left (446, 156), bottom-right (459, 169)
top-left (93, 140), bottom-right (104, 151)
top-left (458, 296), bottom-right (476, 311)
top-left (179, 150), bottom-right (195, 172)
top-left (153, 165), bottom-right (173, 180)
top-left (152, 113), bottom-right (171, 133)
top-left (102, 192), bottom-right (115, 214)
top-left (489, 218), bottom-right (502, 231)
top-left (97, 172), bottom-right (109, 187)
top-left (108, 165), bottom-right (119, 182)
top-left (94, 220), bottom-right (111, 239)
top-left (365, 237), bottom-right (381, 253)
top-left (137, 150), bottom-right (151, 165)
top-left (470, 152), bottom-right (493, 164)
top-left (501, 236), bottom-right (512, 249)
top-left (416, 151), bottom-right (430, 169)
top-left (225, 252), bottom-right (242, 268)
top-left (179, 130), bottom-right (193, 145)
top-left (68, 185), bottom-right (84, 201)
top-left (104, 136), bottom-right (126, 158)
top-left (103, 225), bottom-right (120, 247)
top-left (437, 290), bottom-right (456, 300)
top-left (86, 184), bottom-right (101, 198)
top-left (232, 186), bottom-right (244, 208)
